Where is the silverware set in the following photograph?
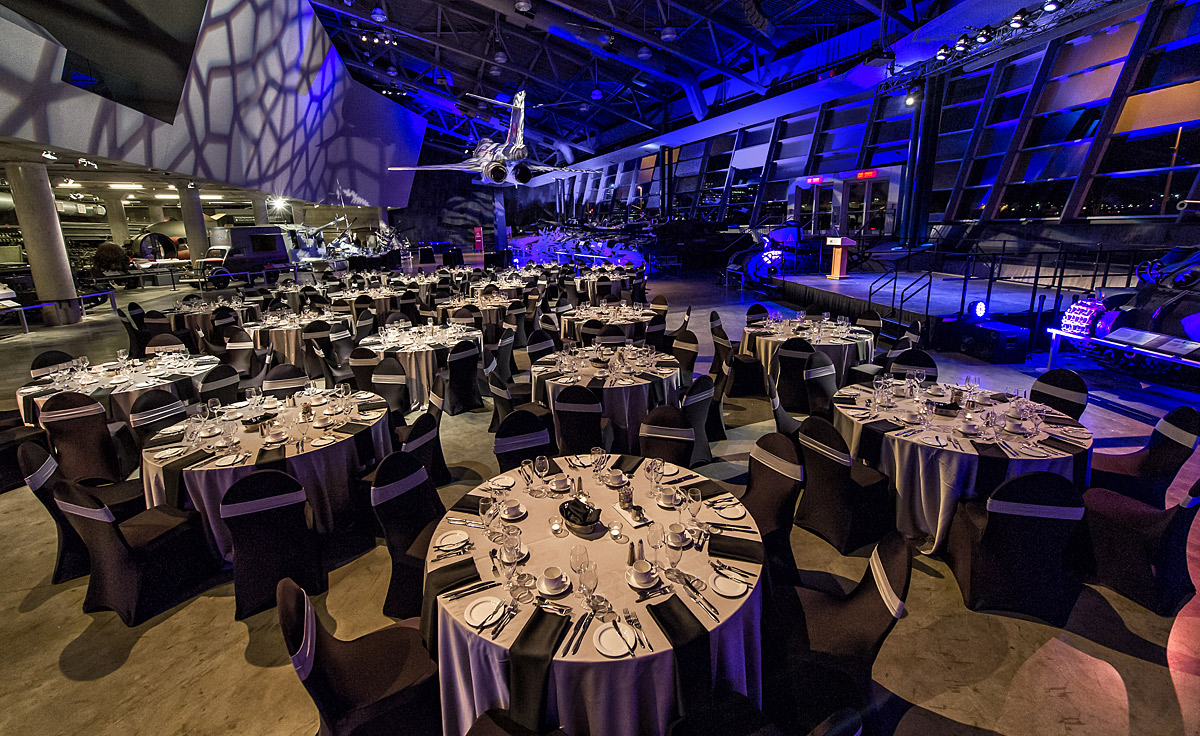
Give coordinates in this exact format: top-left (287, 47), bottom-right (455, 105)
top-left (635, 584), bottom-right (672, 603)
top-left (534, 596), bottom-right (573, 616)
top-left (443, 580), bottom-right (500, 601)
top-left (432, 544), bottom-right (474, 562)
top-left (489, 601), bottom-right (519, 639)
top-left (710, 560), bottom-right (757, 581)
top-left (622, 607), bottom-right (652, 651)
top-left (664, 474), bottom-right (699, 485)
top-left (708, 521), bottom-right (753, 534)
top-left (447, 517), bottom-right (485, 529)
top-left (682, 577), bottom-right (720, 622)
top-left (562, 611), bottom-right (595, 656)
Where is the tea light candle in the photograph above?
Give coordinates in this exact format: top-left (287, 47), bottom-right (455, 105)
top-left (549, 515), bottom-right (564, 535)
top-left (608, 521), bottom-right (623, 541)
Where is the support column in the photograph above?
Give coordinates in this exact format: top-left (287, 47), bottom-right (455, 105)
top-left (101, 193), bottom-right (130, 246)
top-left (147, 202), bottom-right (165, 223)
top-left (493, 189), bottom-right (508, 252)
top-left (249, 193), bottom-right (270, 225)
top-left (177, 184), bottom-right (209, 263)
top-left (5, 162), bottom-right (80, 325)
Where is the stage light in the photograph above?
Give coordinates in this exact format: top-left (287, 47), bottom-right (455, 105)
top-left (489, 65), bottom-right (502, 77)
top-left (494, 51), bottom-right (507, 64)
top-left (904, 83), bottom-right (922, 107)
top-left (967, 300), bottom-right (987, 320)
top-left (477, 100), bottom-right (488, 110)
top-left (68, 192), bottom-right (84, 200)
top-left (269, 197), bottom-right (288, 209)
top-left (1042, 0), bottom-right (1059, 10)
top-left (343, 0), bottom-right (354, 6)
top-left (955, 34), bottom-right (970, 51)
top-left (372, 36), bottom-right (379, 43)
top-left (1009, 10), bottom-right (1029, 28)
top-left (637, 45), bottom-right (652, 60)
top-left (41, 150), bottom-right (57, 160)
top-left (591, 88), bottom-right (603, 100)
top-left (360, 34), bottom-right (368, 41)
top-left (514, 0), bottom-right (532, 11)
top-left (975, 27), bottom-right (992, 44)
top-left (660, 26), bottom-right (677, 42)
top-left (598, 30), bottom-right (616, 47)
top-left (370, 5), bottom-right (387, 22)
top-left (386, 66), bottom-right (397, 76)
top-left (579, 103), bottom-right (589, 112)
top-left (935, 45), bottom-right (950, 60)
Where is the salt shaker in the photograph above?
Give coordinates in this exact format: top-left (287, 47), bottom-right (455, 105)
top-left (626, 542), bottom-right (636, 567)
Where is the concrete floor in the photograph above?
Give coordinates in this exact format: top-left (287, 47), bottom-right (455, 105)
top-left (1, 274), bottom-right (1198, 736)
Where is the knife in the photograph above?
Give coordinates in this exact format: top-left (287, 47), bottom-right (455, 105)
top-left (560, 612), bottom-right (587, 656)
top-left (490, 606), bottom-right (517, 639)
top-left (636, 586), bottom-right (671, 603)
top-left (611, 620), bottom-right (637, 657)
top-left (475, 598), bottom-right (507, 634)
top-left (665, 474), bottom-right (699, 485)
top-left (570, 612), bottom-right (595, 655)
top-left (712, 560), bottom-right (756, 579)
top-left (683, 578), bottom-right (720, 622)
top-left (444, 580), bottom-right (499, 600)
top-left (710, 565), bottom-right (750, 587)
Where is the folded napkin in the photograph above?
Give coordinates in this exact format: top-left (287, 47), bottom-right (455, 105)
top-left (419, 557), bottom-right (481, 657)
top-left (143, 432), bottom-right (182, 450)
top-left (988, 392), bottom-right (1010, 403)
top-left (858, 419), bottom-right (903, 467)
top-left (357, 400), bottom-right (389, 412)
top-left (612, 455), bottom-right (644, 474)
top-left (449, 494), bottom-right (484, 515)
top-left (971, 441), bottom-right (1011, 497)
top-left (647, 595), bottom-right (712, 715)
top-left (707, 535), bottom-right (765, 564)
top-left (832, 396), bottom-right (858, 406)
top-left (1040, 435), bottom-right (1091, 488)
top-left (508, 608), bottom-right (573, 732)
top-left (637, 372), bottom-right (668, 404)
top-left (161, 450), bottom-right (213, 508)
top-left (21, 387), bottom-right (57, 420)
top-left (334, 422), bottom-right (377, 468)
top-left (545, 457), bottom-right (565, 475)
top-left (1043, 414), bottom-right (1084, 428)
top-left (586, 376), bottom-right (608, 391)
top-left (255, 444), bottom-right (288, 472)
top-left (688, 477), bottom-right (726, 500)
top-left (87, 384), bottom-right (115, 415)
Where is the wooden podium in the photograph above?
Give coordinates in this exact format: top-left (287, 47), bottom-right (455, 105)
top-left (826, 236), bottom-right (855, 280)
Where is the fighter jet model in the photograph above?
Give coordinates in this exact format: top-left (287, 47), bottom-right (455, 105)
top-left (388, 91), bottom-right (598, 185)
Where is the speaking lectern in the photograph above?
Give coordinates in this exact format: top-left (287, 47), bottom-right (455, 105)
top-left (826, 236), bottom-right (855, 280)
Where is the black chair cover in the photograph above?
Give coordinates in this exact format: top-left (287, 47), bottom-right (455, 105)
top-left (552, 385), bottom-right (610, 456)
top-left (669, 329), bottom-right (698, 391)
top-left (1030, 368), bottom-right (1089, 420)
top-left (495, 409), bottom-right (556, 472)
top-left (775, 337), bottom-right (814, 412)
top-left (681, 376), bottom-right (715, 466)
top-left (39, 391), bottom-right (127, 482)
top-left (638, 406), bottom-right (694, 467)
top-left (445, 339), bottom-right (484, 415)
top-left (198, 364), bottom-right (241, 405)
top-left (371, 451), bottom-right (446, 618)
top-left (262, 363), bottom-right (309, 398)
top-left (348, 347), bottom-right (382, 393)
top-left (127, 389), bottom-right (188, 449)
top-left (1091, 406), bottom-right (1200, 508)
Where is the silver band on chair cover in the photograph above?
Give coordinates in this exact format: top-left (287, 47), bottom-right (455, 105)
top-left (226, 341), bottom-right (255, 350)
top-left (429, 392), bottom-right (444, 411)
top-left (203, 374), bottom-right (241, 391)
top-left (776, 349), bottom-right (811, 360)
top-left (348, 357), bottom-right (381, 367)
top-left (639, 425), bottom-right (695, 441)
top-left (1031, 383), bottom-right (1087, 405)
top-left (263, 376), bottom-right (308, 391)
top-left (597, 335), bottom-right (626, 344)
top-left (303, 330), bottom-right (330, 340)
top-left (291, 595), bottom-right (317, 681)
top-left (870, 547), bottom-right (905, 619)
top-left (527, 340), bottom-right (554, 354)
top-left (985, 498), bottom-right (1085, 521)
top-left (494, 429), bottom-right (551, 453)
top-left (796, 433), bottom-right (853, 466)
top-left (55, 499), bottom-right (116, 522)
top-left (803, 365), bottom-right (836, 380)
top-left (885, 348), bottom-right (906, 359)
top-left (373, 373), bottom-right (408, 385)
top-left (491, 384), bottom-right (512, 399)
top-left (713, 336), bottom-right (732, 349)
top-left (858, 319), bottom-right (882, 328)
top-left (330, 330), bottom-right (352, 342)
top-left (220, 490), bottom-right (308, 518)
top-left (1155, 417), bottom-right (1200, 449)
top-left (215, 316), bottom-right (237, 326)
top-left (682, 388), bottom-right (715, 406)
top-left (673, 342), bottom-right (698, 354)
top-left (450, 348), bottom-right (479, 361)
top-left (750, 445), bottom-right (805, 482)
top-left (39, 403), bottom-right (106, 423)
top-left (24, 455), bottom-right (58, 491)
top-left (129, 401), bottom-right (187, 427)
top-left (371, 467), bottom-right (430, 506)
top-left (710, 317), bottom-right (722, 328)
top-left (889, 363), bottom-right (926, 375)
top-left (646, 323), bottom-right (665, 334)
top-left (555, 402), bottom-right (601, 413)
top-left (404, 427), bottom-right (437, 451)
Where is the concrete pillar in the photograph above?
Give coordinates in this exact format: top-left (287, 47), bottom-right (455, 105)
top-left (249, 193), bottom-right (270, 225)
top-left (147, 203), bottom-right (165, 223)
top-left (493, 189), bottom-right (508, 252)
top-left (177, 184), bottom-right (209, 263)
top-left (4, 162), bottom-right (80, 325)
top-left (101, 193), bottom-right (130, 246)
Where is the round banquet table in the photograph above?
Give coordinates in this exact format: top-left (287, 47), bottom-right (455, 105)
top-left (243, 313), bottom-right (349, 367)
top-left (530, 353), bottom-right (681, 453)
top-left (471, 280), bottom-right (526, 299)
top-left (560, 306), bottom-right (653, 344)
top-left (140, 392), bottom-right (393, 563)
top-left (17, 355), bottom-right (218, 425)
top-left (359, 326), bottom-right (483, 406)
top-left (438, 296), bottom-right (510, 327)
top-left (739, 321), bottom-right (874, 388)
top-left (831, 385), bottom-right (1094, 554)
top-left (338, 289), bottom-right (397, 317)
top-left (166, 305), bottom-right (254, 339)
top-left (429, 456), bottom-right (763, 736)
top-left (574, 273), bottom-right (632, 303)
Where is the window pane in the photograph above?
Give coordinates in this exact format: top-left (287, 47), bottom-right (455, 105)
top-left (1100, 124), bottom-right (1200, 172)
top-left (1081, 170), bottom-right (1197, 216)
top-left (997, 180), bottom-right (1073, 218)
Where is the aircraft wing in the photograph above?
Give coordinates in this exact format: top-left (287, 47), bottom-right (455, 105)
top-left (527, 165), bottom-right (602, 174)
top-left (388, 162), bottom-right (479, 172)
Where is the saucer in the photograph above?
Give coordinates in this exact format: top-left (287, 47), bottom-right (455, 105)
top-left (199, 426), bottom-right (222, 438)
top-left (665, 535), bottom-right (691, 550)
top-left (359, 411), bottom-right (384, 421)
top-left (625, 568), bottom-right (659, 590)
top-left (536, 578), bottom-right (572, 597)
top-left (313, 417), bottom-right (333, 429)
top-left (160, 424), bottom-right (186, 435)
top-left (594, 621), bottom-right (638, 658)
top-left (310, 436), bottom-right (335, 447)
top-left (709, 572), bottom-right (748, 598)
top-left (500, 505), bottom-right (528, 522)
top-left (310, 397), bottom-right (328, 407)
top-left (499, 545), bottom-right (529, 564)
top-left (227, 401), bottom-right (249, 409)
top-left (215, 454), bottom-right (244, 467)
top-left (660, 463), bottom-right (679, 477)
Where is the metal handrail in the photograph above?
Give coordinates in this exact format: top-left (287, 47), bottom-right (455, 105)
top-left (898, 271), bottom-right (933, 316)
top-left (868, 269), bottom-right (900, 316)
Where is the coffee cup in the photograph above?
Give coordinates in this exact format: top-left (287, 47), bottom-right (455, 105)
top-left (608, 470), bottom-right (627, 486)
top-left (542, 566), bottom-right (568, 592)
top-left (630, 559), bottom-right (655, 585)
top-left (501, 499), bottom-right (523, 518)
top-left (1004, 415), bottom-right (1027, 434)
top-left (901, 410), bottom-right (920, 423)
top-left (961, 419), bottom-right (981, 434)
top-left (550, 475), bottom-right (570, 492)
top-left (892, 384), bottom-right (907, 397)
top-left (263, 397), bottom-right (280, 409)
top-left (667, 522), bottom-right (688, 547)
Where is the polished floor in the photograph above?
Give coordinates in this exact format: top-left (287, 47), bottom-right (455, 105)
top-left (0, 275), bottom-right (1198, 736)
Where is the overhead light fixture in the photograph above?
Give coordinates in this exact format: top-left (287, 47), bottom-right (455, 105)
top-left (372, 35), bottom-right (380, 43)
top-left (68, 192), bottom-right (84, 200)
top-left (360, 34), bottom-right (368, 41)
top-left (155, 194), bottom-right (180, 199)
top-left (343, 0), bottom-right (354, 6)
top-left (494, 51), bottom-right (507, 63)
top-left (1042, 0), bottom-right (1059, 11)
top-left (77, 157), bottom-right (97, 168)
top-left (514, 0), bottom-right (532, 11)
top-left (489, 65), bottom-right (502, 77)
top-left (477, 100), bottom-right (488, 110)
top-left (1009, 10), bottom-right (1029, 28)
top-left (660, 26), bottom-right (677, 42)
top-left (386, 66), bottom-right (397, 76)
top-left (904, 83), bottom-right (923, 107)
top-left (975, 27), bottom-right (992, 44)
top-left (270, 197), bottom-right (288, 209)
top-left (579, 103), bottom-right (589, 112)
top-left (935, 45), bottom-right (951, 60)
top-left (125, 194), bottom-right (136, 199)
top-left (591, 88), bottom-right (603, 100)
top-left (954, 34), bottom-right (970, 51)
top-left (598, 30), bottom-right (616, 47)
top-left (41, 150), bottom-right (58, 161)
top-left (57, 180), bottom-right (79, 188)
top-left (637, 45), bottom-right (652, 60)
top-left (370, 5), bottom-right (387, 22)
top-left (108, 183), bottom-right (141, 189)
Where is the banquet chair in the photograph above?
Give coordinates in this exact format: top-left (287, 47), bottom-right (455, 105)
top-left (792, 416), bottom-right (891, 554)
top-left (596, 323), bottom-right (627, 346)
top-left (1090, 406), bottom-right (1200, 509)
top-left (417, 295), bottom-right (439, 325)
top-left (681, 376), bottom-right (715, 466)
top-left (262, 364), bottom-right (309, 399)
top-left (18, 444), bottom-right (93, 582)
top-left (30, 350), bottom-right (73, 379)
top-left (590, 277), bottom-right (612, 307)
top-left (384, 311), bottom-right (411, 327)
top-left (126, 301), bottom-right (147, 329)
top-left (525, 329), bottom-right (558, 367)
top-left (352, 294), bottom-right (373, 321)
top-left (198, 364), bottom-right (241, 405)
top-left (579, 318), bottom-right (604, 347)
top-left (223, 328), bottom-right (259, 378)
top-left (467, 709), bottom-right (569, 736)
top-left (650, 295), bottom-right (669, 319)
top-left (146, 333), bottom-right (186, 356)
top-left (539, 312), bottom-right (561, 335)
top-left (801, 352), bottom-right (839, 421)
top-left (372, 357), bottom-right (412, 424)
top-left (504, 300), bottom-right (529, 348)
top-left (770, 533), bottom-right (910, 733)
top-left (903, 320), bottom-right (922, 345)
top-left (369, 451), bottom-right (446, 614)
top-left (663, 306), bottom-right (692, 354)
top-left (143, 309), bottom-right (195, 352)
top-left (221, 471), bottom-right (326, 620)
top-left (774, 337), bottom-right (815, 412)
top-left (352, 310), bottom-right (377, 345)
top-left (638, 406), bottom-right (695, 467)
top-left (212, 305), bottom-right (239, 331)
top-left (744, 433), bottom-right (805, 585)
top-left (668, 693), bottom-right (860, 736)
top-left (320, 329), bottom-right (357, 389)
top-left (494, 409), bottom-right (556, 472)
top-left (488, 372), bottom-right (521, 432)
top-left (301, 319), bottom-right (333, 379)
top-left (562, 279), bottom-right (581, 307)
top-left (428, 374), bottom-right (447, 426)
top-left (644, 313), bottom-right (667, 352)
top-left (846, 337), bottom-right (911, 386)
top-left (887, 348), bottom-right (939, 383)
top-left (1082, 475), bottom-right (1200, 616)
top-left (445, 339), bottom-right (484, 415)
top-left (39, 392), bottom-right (132, 483)
top-left (327, 323), bottom-right (357, 366)
top-left (398, 290), bottom-right (421, 324)
top-left (766, 371), bottom-right (803, 442)
top-left (331, 298), bottom-right (354, 322)
top-left (1030, 368), bottom-right (1089, 420)
top-left (709, 315), bottom-right (735, 372)
top-left (944, 471), bottom-right (1085, 627)
top-left (451, 306), bottom-right (483, 331)
top-left (55, 479), bottom-right (217, 626)
top-left (348, 348), bottom-right (381, 393)
top-left (669, 329), bottom-right (699, 391)
top-left (118, 309), bottom-right (151, 359)
top-left (127, 390), bottom-right (189, 449)
top-left (277, 578), bottom-right (441, 736)
top-left (552, 385), bottom-right (612, 455)
top-left (707, 356), bottom-right (731, 442)
top-left (397, 412), bottom-right (453, 486)
top-left (855, 310), bottom-right (883, 340)
top-left (746, 303), bottom-right (770, 325)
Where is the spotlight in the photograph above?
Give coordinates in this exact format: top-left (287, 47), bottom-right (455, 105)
top-left (1042, 0), bottom-right (1059, 10)
top-left (77, 157), bottom-right (97, 169)
top-left (69, 192), bottom-right (84, 200)
top-left (967, 300), bottom-right (988, 320)
top-left (1009, 10), bottom-right (1029, 28)
top-left (579, 103), bottom-right (589, 112)
top-left (41, 150), bottom-right (58, 160)
top-left (60, 177), bottom-right (75, 186)
top-left (360, 34), bottom-right (368, 41)
top-left (935, 45), bottom-right (950, 60)
top-left (637, 45), bottom-right (652, 60)
top-left (591, 88), bottom-right (603, 100)
top-left (489, 65), bottom-right (502, 77)
top-left (494, 51), bottom-right (507, 64)
top-left (372, 35), bottom-right (379, 43)
top-left (904, 83), bottom-right (923, 107)
top-left (955, 34), bottom-right (970, 51)
top-left (598, 30), bottom-right (616, 47)
top-left (370, 5), bottom-right (387, 22)
top-left (660, 26), bottom-right (677, 42)
top-left (386, 66), bottom-right (397, 76)
top-left (975, 27), bottom-right (992, 44)
top-left (269, 197), bottom-right (288, 210)
top-left (187, 181), bottom-right (197, 189)
top-left (514, 0), bottom-right (532, 11)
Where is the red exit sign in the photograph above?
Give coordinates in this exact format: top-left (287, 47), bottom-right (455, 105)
top-left (805, 176), bottom-right (823, 185)
top-left (855, 170), bottom-right (878, 179)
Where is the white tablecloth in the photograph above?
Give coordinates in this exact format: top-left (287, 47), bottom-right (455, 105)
top-left (740, 325), bottom-right (873, 387)
top-left (431, 458), bottom-right (762, 736)
top-left (361, 328), bottom-right (482, 407)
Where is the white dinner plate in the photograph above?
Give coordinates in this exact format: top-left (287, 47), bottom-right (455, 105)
top-left (435, 530), bottom-right (470, 550)
top-left (716, 504), bottom-right (747, 520)
top-left (134, 381), bottom-right (156, 388)
top-left (1060, 427), bottom-right (1092, 439)
top-left (18, 386), bottom-right (44, 394)
top-left (310, 436), bottom-right (335, 447)
top-left (354, 391), bottom-right (374, 400)
top-left (921, 435), bottom-right (949, 447)
top-left (1018, 445), bottom-right (1050, 457)
top-left (464, 597), bottom-right (505, 628)
top-left (491, 475), bottom-right (516, 489)
top-left (625, 568), bottom-right (659, 590)
top-left (77, 377), bottom-right (98, 385)
top-left (617, 378), bottom-right (635, 386)
top-left (227, 401), bottom-right (249, 409)
top-left (160, 424), bottom-right (186, 435)
top-left (154, 447), bottom-right (185, 461)
top-left (146, 369), bottom-right (167, 377)
top-left (571, 455), bottom-right (592, 467)
top-left (310, 397), bottom-right (328, 407)
top-left (359, 411), bottom-right (383, 421)
top-left (709, 572), bottom-right (749, 598)
top-left (215, 455), bottom-right (243, 467)
top-left (593, 621), bottom-right (638, 658)
top-left (660, 463), bottom-right (679, 477)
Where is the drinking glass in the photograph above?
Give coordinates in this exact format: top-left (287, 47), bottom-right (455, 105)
top-left (533, 455), bottom-right (550, 498)
top-left (590, 446), bottom-right (606, 480)
top-left (664, 545), bottom-right (683, 573)
top-left (520, 459), bottom-right (535, 491)
top-left (578, 561), bottom-right (598, 607)
top-left (914, 368), bottom-right (926, 387)
top-left (646, 522), bottom-right (665, 568)
top-left (685, 487), bottom-right (702, 527)
top-left (207, 398), bottom-right (221, 418)
top-left (569, 545), bottom-right (590, 600)
top-left (198, 403), bottom-right (211, 422)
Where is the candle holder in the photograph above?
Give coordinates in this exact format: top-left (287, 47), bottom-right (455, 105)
top-left (549, 515), bottom-right (566, 537)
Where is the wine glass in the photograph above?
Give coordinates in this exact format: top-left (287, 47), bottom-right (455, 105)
top-left (914, 368), bottom-right (926, 387)
top-left (533, 455), bottom-right (550, 499)
top-left (646, 522), bottom-right (665, 569)
top-left (664, 545), bottom-right (683, 575)
top-left (578, 560), bottom-right (598, 607)
top-left (590, 446), bottom-right (606, 480)
top-left (207, 398), bottom-right (221, 419)
top-left (520, 459), bottom-right (535, 491)
top-left (569, 544), bottom-right (590, 601)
